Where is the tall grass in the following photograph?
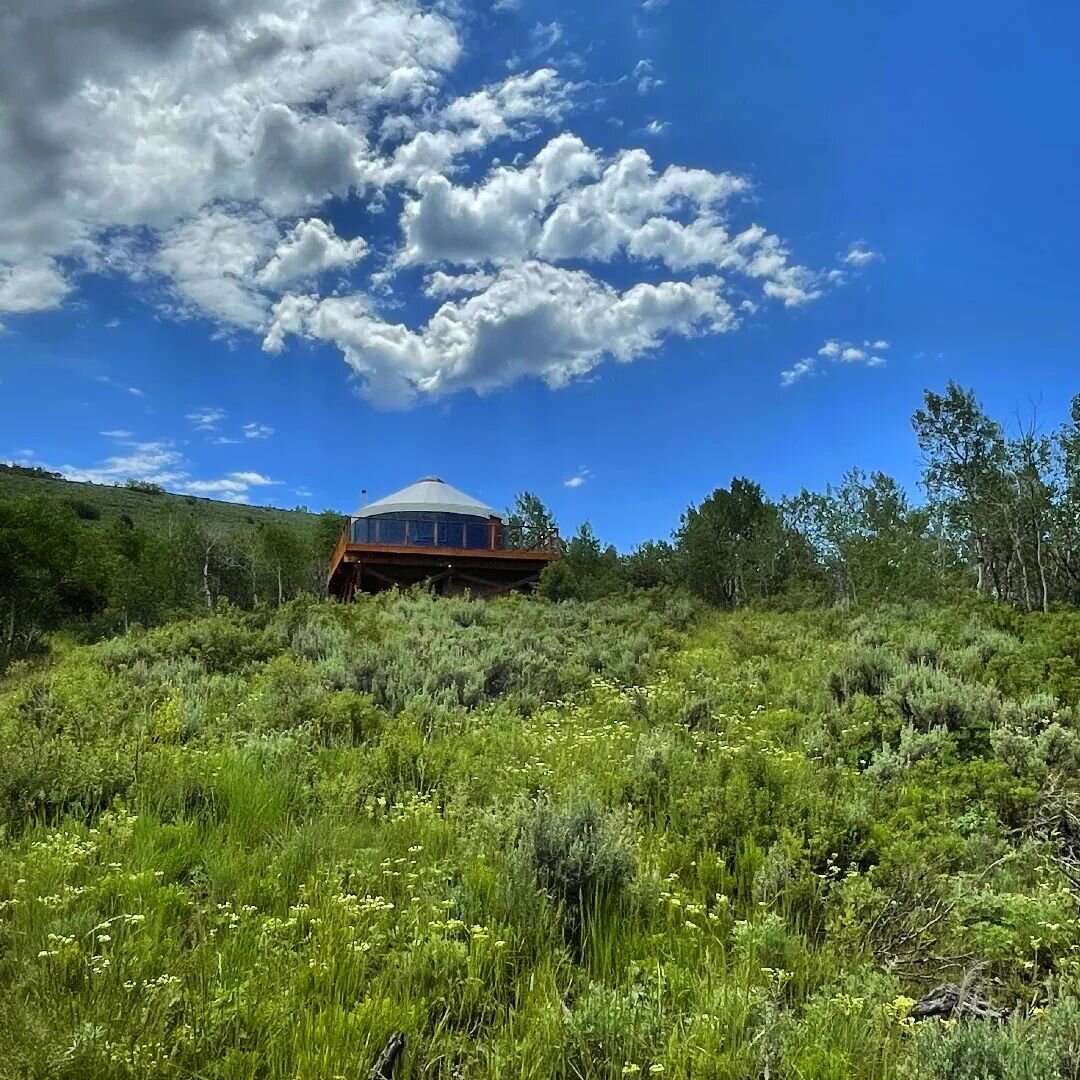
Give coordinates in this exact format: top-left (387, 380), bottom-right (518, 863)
top-left (2, 595), bottom-right (1080, 1077)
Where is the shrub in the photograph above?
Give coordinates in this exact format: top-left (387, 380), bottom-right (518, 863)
top-left (885, 665), bottom-right (1001, 742)
top-left (865, 723), bottom-right (953, 781)
top-left (516, 800), bottom-right (635, 947)
top-left (622, 733), bottom-right (680, 820)
top-left (65, 498), bottom-right (102, 521)
top-left (828, 648), bottom-right (899, 704)
top-left (900, 630), bottom-right (942, 667)
top-left (290, 613), bottom-right (350, 662)
top-left (906, 1003), bottom-right (1080, 1080)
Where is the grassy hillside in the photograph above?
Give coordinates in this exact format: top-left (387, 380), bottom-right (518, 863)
top-left (3, 592), bottom-right (1080, 1078)
top-left (0, 464), bottom-right (325, 534)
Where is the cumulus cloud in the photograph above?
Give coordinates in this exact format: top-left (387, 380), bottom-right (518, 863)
top-left (564, 467), bottom-right (591, 488)
top-left (783, 337), bottom-right (890, 386)
top-left (394, 137), bottom-right (821, 306)
top-left (22, 441), bottom-right (188, 488)
top-left (243, 423), bottom-right (275, 439)
top-left (18, 438), bottom-right (283, 504)
top-left (256, 219), bottom-right (368, 290)
top-left (780, 358), bottom-right (816, 387)
top-left (265, 260), bottom-right (733, 405)
top-left (0, 260), bottom-right (70, 322)
top-left (185, 471), bottom-right (280, 497)
top-left (843, 241), bottom-right (882, 266)
top-left (423, 269), bottom-right (497, 297)
top-left (633, 59), bottom-right (664, 95)
top-left (0, 0), bottom-right (848, 403)
top-left (0, 0), bottom-right (459, 263)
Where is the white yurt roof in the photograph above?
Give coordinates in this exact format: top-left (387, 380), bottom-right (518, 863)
top-left (355, 476), bottom-right (498, 519)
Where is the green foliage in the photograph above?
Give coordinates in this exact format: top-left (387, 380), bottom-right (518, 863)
top-left (672, 477), bottom-right (815, 608)
top-left (516, 800), bottom-right (635, 947)
top-left (908, 1000), bottom-right (1080, 1080)
top-left (540, 522), bottom-right (627, 601)
top-left (7, 564), bottom-right (1080, 1075)
top-left (505, 490), bottom-right (560, 550)
top-left (788, 469), bottom-right (947, 607)
top-left (0, 481), bottom-right (339, 668)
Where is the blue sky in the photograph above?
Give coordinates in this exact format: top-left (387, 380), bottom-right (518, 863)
top-left (1, 0), bottom-right (1076, 550)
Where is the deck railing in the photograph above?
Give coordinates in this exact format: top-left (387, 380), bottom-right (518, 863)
top-left (331, 517), bottom-right (561, 562)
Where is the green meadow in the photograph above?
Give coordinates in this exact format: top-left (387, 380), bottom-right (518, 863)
top-left (4, 592), bottom-right (1080, 1078)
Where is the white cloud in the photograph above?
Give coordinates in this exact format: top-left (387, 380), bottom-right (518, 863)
top-left (0, 0), bottom-right (848, 405)
top-left (182, 472), bottom-right (280, 498)
top-left (229, 471), bottom-right (278, 486)
top-left (100, 429), bottom-right (133, 439)
top-left (423, 269), bottom-right (498, 297)
top-left (396, 137), bottom-right (821, 305)
top-left (0, 260), bottom-right (70, 323)
top-left (633, 59), bottom-right (664, 95)
top-left (127, 387), bottom-right (145, 397)
top-left (26, 441), bottom-right (187, 488)
top-left (266, 260), bottom-right (733, 405)
top-left (243, 423), bottom-right (275, 439)
top-left (642, 0), bottom-right (670, 8)
top-left (186, 407), bottom-right (227, 430)
top-left (256, 219), bottom-right (369, 290)
top-left (156, 210), bottom-right (280, 330)
top-left (645, 120), bottom-right (669, 136)
top-left (564, 467), bottom-right (591, 488)
top-left (843, 241), bottom-right (881, 266)
top-left (531, 22), bottom-right (563, 52)
top-left (208, 436), bottom-right (242, 445)
top-left (361, 68), bottom-right (575, 191)
top-left (0, 0), bottom-right (460, 268)
top-left (105, 318), bottom-right (121, 329)
top-left (780, 358), bottom-right (816, 387)
top-left (787, 337), bottom-right (890, 386)
top-left (493, 0), bottom-right (521, 10)
top-left (20, 437), bottom-right (282, 504)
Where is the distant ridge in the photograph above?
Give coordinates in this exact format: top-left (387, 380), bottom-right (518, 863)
top-left (0, 462), bottom-right (328, 535)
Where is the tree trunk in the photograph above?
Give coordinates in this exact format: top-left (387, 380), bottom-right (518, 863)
top-left (1009, 521), bottom-right (1032, 611)
top-left (203, 547), bottom-right (213, 609)
top-left (1035, 516), bottom-right (1050, 613)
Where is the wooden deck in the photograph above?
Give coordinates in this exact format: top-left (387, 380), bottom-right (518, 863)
top-left (327, 519), bottom-right (560, 599)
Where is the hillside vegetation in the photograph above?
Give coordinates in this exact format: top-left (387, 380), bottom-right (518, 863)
top-left (5, 382), bottom-right (1080, 1077)
top-left (0, 465), bottom-right (320, 534)
top-left (0, 467), bottom-right (343, 667)
top-left (4, 593), bottom-right (1080, 1078)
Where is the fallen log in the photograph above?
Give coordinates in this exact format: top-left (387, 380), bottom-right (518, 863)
top-left (367, 1032), bottom-right (406, 1080)
top-left (910, 983), bottom-right (1008, 1022)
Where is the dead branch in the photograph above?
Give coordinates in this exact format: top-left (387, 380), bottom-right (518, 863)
top-left (910, 978), bottom-right (1008, 1022)
top-left (367, 1032), bottom-right (406, 1080)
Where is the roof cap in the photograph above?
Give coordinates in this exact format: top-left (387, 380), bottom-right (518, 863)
top-left (355, 477), bottom-right (498, 519)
